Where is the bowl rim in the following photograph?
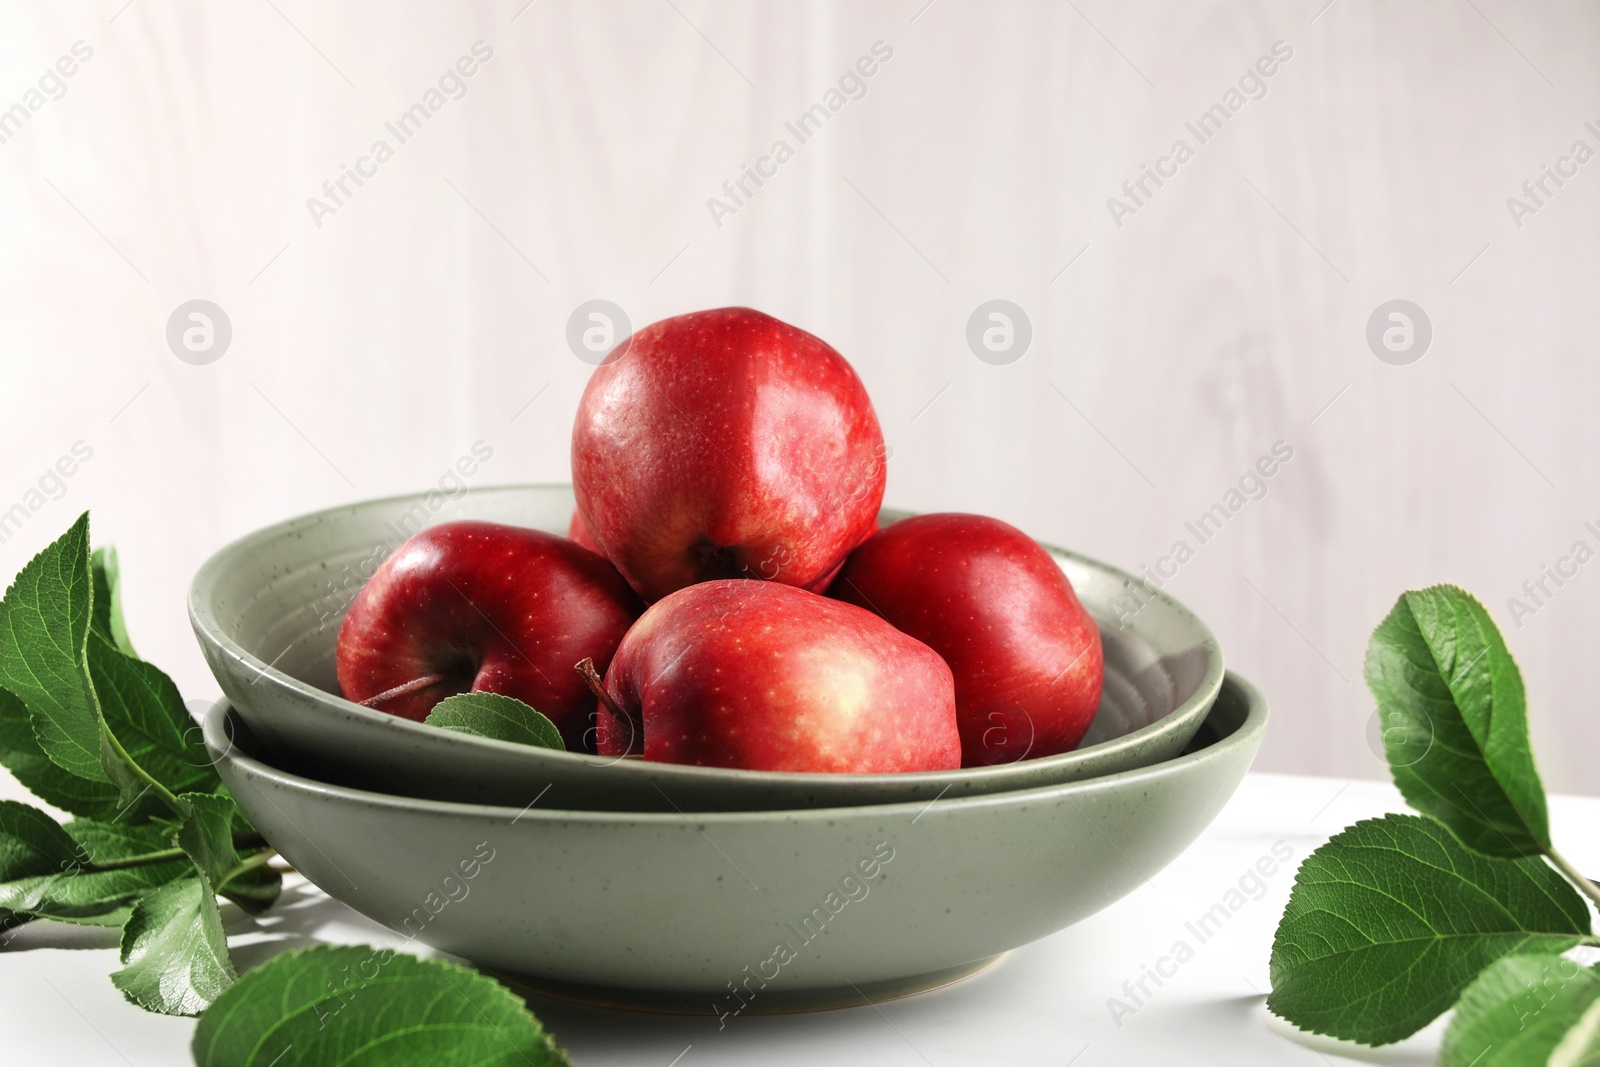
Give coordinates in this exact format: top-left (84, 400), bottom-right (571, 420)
top-left (189, 482), bottom-right (1226, 787)
top-left (204, 670), bottom-right (1266, 823)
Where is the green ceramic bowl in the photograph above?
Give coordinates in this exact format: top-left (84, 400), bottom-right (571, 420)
top-left (190, 485), bottom-right (1223, 813)
top-left (205, 670), bottom-right (1265, 1010)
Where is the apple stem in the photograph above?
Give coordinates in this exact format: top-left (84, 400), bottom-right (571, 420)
top-left (575, 658), bottom-right (627, 721)
top-left (358, 673), bottom-right (448, 710)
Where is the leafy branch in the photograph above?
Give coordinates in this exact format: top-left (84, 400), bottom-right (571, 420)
top-left (0, 514), bottom-right (572, 1066)
top-left (1269, 585), bottom-right (1600, 1065)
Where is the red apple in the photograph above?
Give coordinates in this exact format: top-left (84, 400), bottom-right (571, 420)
top-left (567, 509), bottom-right (601, 554)
top-left (336, 520), bottom-right (644, 749)
top-left (828, 514), bottom-right (1103, 767)
top-left (571, 307), bottom-right (886, 603)
top-left (589, 580), bottom-right (960, 772)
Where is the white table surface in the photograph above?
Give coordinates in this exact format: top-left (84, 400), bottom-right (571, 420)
top-left (5, 772), bottom-right (1598, 1066)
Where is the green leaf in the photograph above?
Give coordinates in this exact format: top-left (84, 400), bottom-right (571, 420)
top-left (88, 632), bottom-right (220, 799)
top-left (1440, 954), bottom-right (1600, 1067)
top-left (0, 800), bottom-right (81, 928)
top-left (424, 692), bottom-right (565, 749)
top-left (36, 907), bottom-right (133, 928)
top-left (67, 816), bottom-right (180, 862)
top-left (177, 794), bottom-right (239, 890)
top-left (0, 849), bottom-right (189, 923)
top-left (1365, 586), bottom-right (1549, 857)
top-left (177, 793), bottom-right (280, 915)
top-left (0, 513), bottom-right (107, 782)
top-left (0, 686), bottom-right (124, 819)
top-left (192, 945), bottom-right (573, 1067)
top-left (0, 817), bottom-right (188, 923)
top-left (0, 799), bottom-right (81, 880)
top-left (91, 545), bottom-right (138, 659)
top-left (0, 515), bottom-right (177, 811)
top-left (1267, 813), bottom-right (1594, 1046)
top-left (112, 874), bottom-right (235, 1015)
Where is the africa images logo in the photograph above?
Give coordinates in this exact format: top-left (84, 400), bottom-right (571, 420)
top-left (705, 41), bottom-right (894, 228)
top-left (1105, 40), bottom-right (1294, 228)
top-left (305, 41), bottom-right (494, 228)
top-left (0, 40), bottom-right (94, 148)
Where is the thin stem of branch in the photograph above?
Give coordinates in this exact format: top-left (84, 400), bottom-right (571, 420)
top-left (102, 726), bottom-right (188, 818)
top-left (1548, 847), bottom-right (1600, 912)
top-left (220, 848), bottom-right (277, 884)
top-left (82, 832), bottom-right (273, 874)
top-left (83, 846), bottom-right (185, 872)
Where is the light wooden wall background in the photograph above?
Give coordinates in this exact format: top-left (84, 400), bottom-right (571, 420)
top-left (2, 1), bottom-right (1596, 795)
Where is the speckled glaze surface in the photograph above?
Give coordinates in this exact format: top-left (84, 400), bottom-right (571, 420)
top-left (205, 671), bottom-right (1266, 1007)
top-left (190, 485), bottom-right (1224, 813)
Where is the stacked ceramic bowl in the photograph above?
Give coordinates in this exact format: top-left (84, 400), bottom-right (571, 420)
top-left (189, 485), bottom-right (1265, 1011)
